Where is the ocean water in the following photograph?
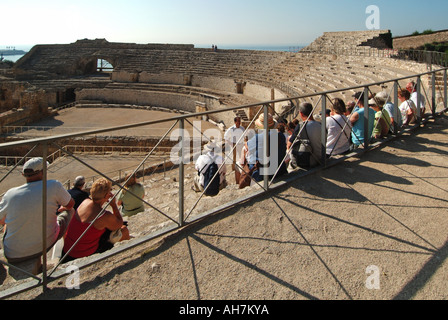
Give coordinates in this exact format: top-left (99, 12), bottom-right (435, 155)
top-left (2, 54), bottom-right (25, 63)
top-left (198, 44), bottom-right (306, 52)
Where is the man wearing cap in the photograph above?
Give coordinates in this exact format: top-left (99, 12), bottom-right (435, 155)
top-left (0, 157), bottom-right (75, 275)
top-left (68, 176), bottom-right (90, 210)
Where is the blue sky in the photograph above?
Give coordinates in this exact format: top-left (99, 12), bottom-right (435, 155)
top-left (2, 0), bottom-right (447, 48)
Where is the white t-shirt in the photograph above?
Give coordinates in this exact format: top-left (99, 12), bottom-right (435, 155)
top-left (0, 180), bottom-right (72, 259)
top-left (399, 100), bottom-right (417, 124)
top-left (411, 91), bottom-right (425, 111)
top-left (224, 125), bottom-right (246, 145)
top-left (195, 152), bottom-right (226, 187)
top-left (326, 114), bottom-right (351, 155)
top-left (224, 125), bottom-right (246, 161)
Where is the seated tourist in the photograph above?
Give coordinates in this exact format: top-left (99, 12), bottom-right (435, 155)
top-left (398, 89), bottom-right (418, 126)
top-left (117, 173), bottom-right (145, 217)
top-left (62, 178), bottom-right (130, 262)
top-left (326, 98), bottom-right (352, 157)
top-left (375, 91), bottom-right (402, 131)
top-left (193, 140), bottom-right (227, 194)
top-left (349, 92), bottom-right (376, 148)
top-left (246, 113), bottom-right (287, 182)
top-left (68, 175), bottom-right (90, 210)
top-left (369, 97), bottom-right (391, 139)
top-left (287, 102), bottom-right (322, 169)
top-left (406, 81), bottom-right (426, 117)
top-left (0, 157), bottom-right (75, 277)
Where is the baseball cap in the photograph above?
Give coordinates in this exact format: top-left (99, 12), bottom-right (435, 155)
top-left (22, 157), bottom-right (48, 176)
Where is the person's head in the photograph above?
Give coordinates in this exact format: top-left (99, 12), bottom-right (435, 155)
top-left (124, 173), bottom-right (137, 187)
top-left (74, 176), bottom-right (86, 189)
top-left (288, 121), bottom-right (296, 132)
top-left (203, 139), bottom-right (218, 154)
top-left (331, 98), bottom-right (346, 115)
top-left (352, 92), bottom-right (365, 107)
top-left (22, 157), bottom-right (48, 181)
top-left (90, 178), bottom-right (112, 202)
top-left (277, 122), bottom-right (286, 133)
top-left (255, 113), bottom-right (277, 130)
top-left (398, 89), bottom-right (410, 101)
top-left (368, 98), bottom-right (381, 111)
top-left (346, 101), bottom-right (356, 115)
top-left (298, 102), bottom-right (314, 120)
top-left (234, 117), bottom-right (241, 128)
top-left (375, 91), bottom-right (391, 104)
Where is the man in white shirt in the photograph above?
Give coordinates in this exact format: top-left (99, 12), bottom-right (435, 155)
top-left (0, 157), bottom-right (74, 276)
top-left (224, 117), bottom-right (246, 182)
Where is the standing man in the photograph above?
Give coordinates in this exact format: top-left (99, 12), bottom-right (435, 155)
top-left (224, 117), bottom-right (246, 183)
top-left (0, 157), bottom-right (74, 276)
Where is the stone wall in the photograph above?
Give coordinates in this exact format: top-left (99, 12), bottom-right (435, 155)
top-left (303, 30), bottom-right (393, 52)
top-left (393, 30), bottom-right (448, 50)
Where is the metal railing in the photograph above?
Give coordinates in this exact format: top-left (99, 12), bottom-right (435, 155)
top-left (0, 65), bottom-right (447, 298)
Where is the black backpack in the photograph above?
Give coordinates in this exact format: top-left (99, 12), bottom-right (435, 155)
top-left (200, 156), bottom-right (220, 196)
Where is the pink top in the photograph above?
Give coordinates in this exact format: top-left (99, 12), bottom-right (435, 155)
top-left (63, 213), bottom-right (106, 258)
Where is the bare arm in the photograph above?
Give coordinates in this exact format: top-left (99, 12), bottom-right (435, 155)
top-left (95, 193), bottom-right (124, 231)
top-left (58, 198), bottom-right (75, 213)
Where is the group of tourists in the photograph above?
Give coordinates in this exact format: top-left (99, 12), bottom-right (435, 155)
top-left (0, 159), bottom-right (144, 277)
top-left (0, 81), bottom-right (426, 279)
top-left (194, 81), bottom-right (426, 192)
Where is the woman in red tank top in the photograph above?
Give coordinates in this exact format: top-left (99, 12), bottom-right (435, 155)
top-left (62, 178), bottom-right (130, 261)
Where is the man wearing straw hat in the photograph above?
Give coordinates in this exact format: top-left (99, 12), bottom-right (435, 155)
top-left (246, 113), bottom-right (287, 182)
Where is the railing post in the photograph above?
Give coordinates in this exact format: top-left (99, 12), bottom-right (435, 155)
top-left (393, 81), bottom-right (399, 135)
top-left (263, 104), bottom-right (269, 191)
top-left (432, 72), bottom-right (436, 116)
top-left (321, 94), bottom-right (327, 167)
top-left (444, 69), bottom-right (447, 110)
top-left (41, 142), bottom-right (48, 292)
top-left (416, 76), bottom-right (422, 123)
top-left (178, 118), bottom-right (185, 226)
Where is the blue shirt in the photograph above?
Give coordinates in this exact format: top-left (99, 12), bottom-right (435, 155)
top-left (351, 107), bottom-right (376, 146)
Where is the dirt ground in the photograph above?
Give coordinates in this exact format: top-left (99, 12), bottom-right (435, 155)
top-left (2, 113), bottom-right (447, 304)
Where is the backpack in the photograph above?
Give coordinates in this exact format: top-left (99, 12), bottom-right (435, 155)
top-left (290, 123), bottom-right (313, 169)
top-left (200, 156), bottom-right (220, 196)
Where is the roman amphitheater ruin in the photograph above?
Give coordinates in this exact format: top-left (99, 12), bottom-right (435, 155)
top-left (0, 29), bottom-right (447, 296)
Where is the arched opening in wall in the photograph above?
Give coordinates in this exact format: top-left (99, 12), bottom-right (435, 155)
top-left (97, 58), bottom-right (114, 73)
